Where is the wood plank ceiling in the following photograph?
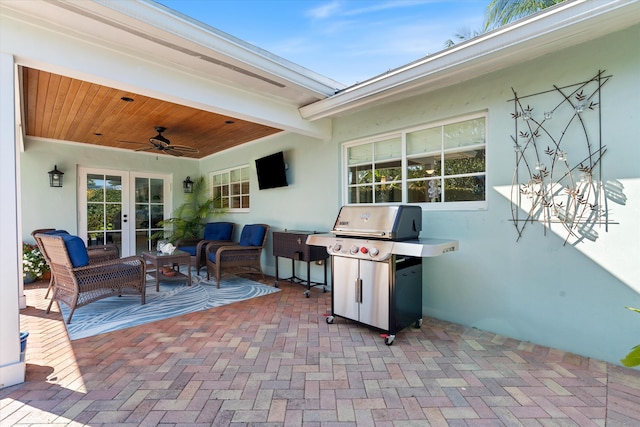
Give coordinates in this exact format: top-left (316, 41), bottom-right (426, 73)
top-left (22, 67), bottom-right (282, 159)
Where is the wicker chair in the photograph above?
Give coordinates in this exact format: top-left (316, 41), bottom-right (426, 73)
top-left (32, 229), bottom-right (120, 298)
top-left (175, 222), bottom-right (235, 275)
top-left (205, 224), bottom-right (269, 287)
top-left (37, 233), bottom-right (146, 324)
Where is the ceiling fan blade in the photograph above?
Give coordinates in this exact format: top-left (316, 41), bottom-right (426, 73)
top-left (151, 140), bottom-right (170, 149)
top-left (165, 149), bottom-right (184, 157)
top-left (118, 140), bottom-right (146, 145)
top-left (170, 145), bottom-right (199, 153)
top-left (122, 128), bottom-right (195, 157)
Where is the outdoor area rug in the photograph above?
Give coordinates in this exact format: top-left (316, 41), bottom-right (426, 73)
top-left (58, 272), bottom-right (280, 340)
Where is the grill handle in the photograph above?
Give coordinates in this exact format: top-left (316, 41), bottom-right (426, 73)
top-left (355, 278), bottom-right (362, 303)
top-left (332, 230), bottom-right (387, 238)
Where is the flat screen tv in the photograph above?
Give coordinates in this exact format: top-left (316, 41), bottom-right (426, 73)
top-left (255, 151), bottom-right (288, 190)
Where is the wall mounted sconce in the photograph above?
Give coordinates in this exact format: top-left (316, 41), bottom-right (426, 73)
top-left (48, 165), bottom-right (64, 188)
top-left (183, 176), bottom-right (194, 193)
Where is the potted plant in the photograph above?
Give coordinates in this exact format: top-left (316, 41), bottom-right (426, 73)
top-left (153, 176), bottom-right (224, 243)
top-left (621, 306), bottom-right (640, 368)
top-left (22, 242), bottom-right (49, 283)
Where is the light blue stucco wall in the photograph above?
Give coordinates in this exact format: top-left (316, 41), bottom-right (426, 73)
top-left (20, 139), bottom-right (197, 242)
top-left (328, 24), bottom-right (640, 365)
top-left (19, 133), bottom-right (339, 284)
top-left (198, 132), bottom-right (339, 282)
top-left (17, 25), bottom-right (640, 367)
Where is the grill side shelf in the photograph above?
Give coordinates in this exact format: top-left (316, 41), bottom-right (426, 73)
top-left (392, 239), bottom-right (459, 257)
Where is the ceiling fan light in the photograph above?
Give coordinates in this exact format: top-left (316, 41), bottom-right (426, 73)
top-left (150, 134), bottom-right (170, 145)
top-left (150, 126), bottom-right (170, 145)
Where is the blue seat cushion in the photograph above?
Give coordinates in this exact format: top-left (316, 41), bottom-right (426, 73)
top-left (204, 222), bottom-right (233, 241)
top-left (239, 225), bottom-right (266, 247)
top-left (61, 234), bottom-right (89, 267)
top-left (180, 245), bottom-right (198, 256)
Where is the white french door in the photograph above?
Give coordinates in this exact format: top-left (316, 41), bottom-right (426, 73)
top-left (131, 174), bottom-right (171, 255)
top-left (78, 167), bottom-right (171, 256)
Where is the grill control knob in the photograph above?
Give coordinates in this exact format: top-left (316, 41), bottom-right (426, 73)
top-left (350, 245), bottom-right (359, 254)
top-left (360, 247), bottom-right (368, 254)
top-left (369, 247), bottom-right (379, 256)
top-left (333, 244), bottom-right (342, 252)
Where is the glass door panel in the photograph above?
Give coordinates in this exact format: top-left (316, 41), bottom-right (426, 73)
top-left (86, 174), bottom-right (124, 253)
top-left (79, 168), bottom-right (170, 257)
top-left (133, 176), bottom-right (168, 255)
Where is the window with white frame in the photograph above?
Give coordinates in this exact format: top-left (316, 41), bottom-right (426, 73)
top-left (211, 165), bottom-right (250, 212)
top-left (344, 113), bottom-right (486, 209)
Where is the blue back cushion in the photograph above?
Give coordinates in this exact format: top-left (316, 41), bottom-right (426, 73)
top-left (239, 225), bottom-right (266, 247)
top-left (180, 245), bottom-right (198, 256)
top-left (204, 222), bottom-right (233, 241)
top-left (61, 234), bottom-right (89, 267)
top-left (43, 229), bottom-right (69, 236)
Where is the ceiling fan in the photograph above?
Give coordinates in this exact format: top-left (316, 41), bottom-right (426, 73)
top-left (121, 126), bottom-right (199, 157)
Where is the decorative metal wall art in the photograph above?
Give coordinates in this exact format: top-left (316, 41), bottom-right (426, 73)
top-left (508, 70), bottom-right (612, 245)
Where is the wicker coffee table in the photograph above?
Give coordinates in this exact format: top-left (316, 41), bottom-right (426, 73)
top-left (142, 250), bottom-right (191, 291)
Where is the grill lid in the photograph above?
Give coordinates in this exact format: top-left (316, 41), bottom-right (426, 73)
top-left (331, 205), bottom-right (422, 240)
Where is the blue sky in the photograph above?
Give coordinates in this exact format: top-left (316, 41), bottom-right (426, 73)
top-left (156, 0), bottom-right (487, 86)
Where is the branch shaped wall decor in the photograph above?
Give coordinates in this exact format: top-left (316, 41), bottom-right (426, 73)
top-left (508, 70), bottom-right (612, 245)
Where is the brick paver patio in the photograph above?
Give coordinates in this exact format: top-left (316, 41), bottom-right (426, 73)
top-left (2, 278), bottom-right (639, 426)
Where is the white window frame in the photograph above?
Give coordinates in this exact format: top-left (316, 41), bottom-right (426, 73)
top-left (210, 164), bottom-right (250, 213)
top-left (342, 112), bottom-right (488, 211)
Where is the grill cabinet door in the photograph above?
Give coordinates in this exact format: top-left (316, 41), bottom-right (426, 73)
top-left (332, 256), bottom-right (360, 322)
top-left (332, 256), bottom-right (390, 331)
top-left (359, 259), bottom-right (390, 331)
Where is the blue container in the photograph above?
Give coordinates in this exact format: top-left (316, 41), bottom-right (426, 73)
top-left (20, 331), bottom-right (29, 362)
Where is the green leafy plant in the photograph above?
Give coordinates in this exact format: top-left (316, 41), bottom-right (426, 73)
top-left (621, 306), bottom-right (640, 368)
top-left (22, 243), bottom-right (49, 278)
top-left (153, 176), bottom-right (224, 243)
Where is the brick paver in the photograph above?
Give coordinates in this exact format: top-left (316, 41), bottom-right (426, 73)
top-left (2, 278), bottom-right (639, 426)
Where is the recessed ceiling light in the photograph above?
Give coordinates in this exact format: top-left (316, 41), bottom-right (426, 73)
top-left (120, 96), bottom-right (134, 102)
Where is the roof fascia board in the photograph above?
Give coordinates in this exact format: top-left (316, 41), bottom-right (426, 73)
top-left (1, 0), bottom-right (343, 98)
top-left (89, 0), bottom-right (344, 97)
top-left (300, 0), bottom-right (640, 120)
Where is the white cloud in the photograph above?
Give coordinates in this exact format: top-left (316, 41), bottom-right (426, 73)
top-left (308, 0), bottom-right (442, 20)
top-left (307, 1), bottom-right (342, 19)
top-left (343, 0), bottom-right (441, 17)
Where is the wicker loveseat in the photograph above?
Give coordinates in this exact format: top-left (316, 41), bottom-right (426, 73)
top-left (37, 233), bottom-right (146, 324)
top-left (175, 222), bottom-right (235, 275)
top-left (32, 228), bottom-right (120, 298)
top-left (205, 224), bottom-right (269, 287)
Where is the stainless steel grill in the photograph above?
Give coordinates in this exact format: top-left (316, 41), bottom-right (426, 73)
top-left (308, 205), bottom-right (458, 261)
top-left (307, 205), bottom-right (458, 345)
top-left (331, 205), bottom-right (422, 240)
